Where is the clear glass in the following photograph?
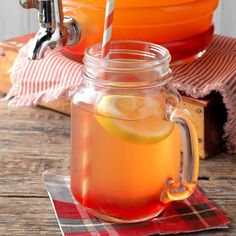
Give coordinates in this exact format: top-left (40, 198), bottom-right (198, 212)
top-left (71, 41), bottom-right (199, 223)
top-left (63, 0), bottom-right (219, 63)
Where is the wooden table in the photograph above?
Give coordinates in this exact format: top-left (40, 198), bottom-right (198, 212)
top-left (0, 99), bottom-right (235, 236)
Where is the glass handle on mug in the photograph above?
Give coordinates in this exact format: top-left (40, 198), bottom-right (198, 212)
top-left (162, 108), bottom-right (199, 203)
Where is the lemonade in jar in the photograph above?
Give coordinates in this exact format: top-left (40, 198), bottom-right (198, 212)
top-left (71, 41), bottom-right (199, 223)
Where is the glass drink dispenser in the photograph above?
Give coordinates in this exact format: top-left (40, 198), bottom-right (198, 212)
top-left (20, 0), bottom-right (219, 63)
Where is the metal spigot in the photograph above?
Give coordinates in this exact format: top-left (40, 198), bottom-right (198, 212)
top-left (19, 0), bottom-right (81, 60)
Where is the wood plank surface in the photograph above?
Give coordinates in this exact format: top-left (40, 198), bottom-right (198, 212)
top-left (0, 99), bottom-right (235, 235)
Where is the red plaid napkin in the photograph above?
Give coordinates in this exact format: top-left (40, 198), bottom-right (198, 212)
top-left (43, 171), bottom-right (230, 236)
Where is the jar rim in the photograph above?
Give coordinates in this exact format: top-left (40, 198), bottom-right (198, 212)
top-left (83, 40), bottom-right (171, 70)
top-left (82, 40), bottom-right (172, 89)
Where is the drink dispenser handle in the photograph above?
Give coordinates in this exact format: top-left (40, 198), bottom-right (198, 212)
top-left (19, 0), bottom-right (81, 60)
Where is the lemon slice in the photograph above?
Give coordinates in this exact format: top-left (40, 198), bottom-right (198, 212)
top-left (95, 95), bottom-right (174, 144)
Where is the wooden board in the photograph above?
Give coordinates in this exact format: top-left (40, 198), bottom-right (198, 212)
top-left (0, 41), bottom-right (18, 92)
top-left (182, 93), bottom-right (226, 158)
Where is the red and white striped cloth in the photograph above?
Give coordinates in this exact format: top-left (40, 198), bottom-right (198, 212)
top-left (171, 35), bottom-right (236, 154)
top-left (7, 35), bottom-right (236, 154)
top-left (7, 41), bottom-right (84, 106)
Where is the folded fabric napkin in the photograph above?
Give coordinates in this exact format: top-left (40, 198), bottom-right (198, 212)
top-left (43, 171), bottom-right (230, 236)
top-left (172, 35), bottom-right (236, 154)
top-left (7, 35), bottom-right (236, 154)
top-left (7, 42), bottom-right (84, 106)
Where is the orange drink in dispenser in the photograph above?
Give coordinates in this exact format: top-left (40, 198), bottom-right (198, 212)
top-left (63, 0), bottom-right (219, 63)
top-left (71, 41), bottom-right (199, 222)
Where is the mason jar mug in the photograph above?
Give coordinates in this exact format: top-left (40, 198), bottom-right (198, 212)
top-left (70, 40), bottom-right (199, 223)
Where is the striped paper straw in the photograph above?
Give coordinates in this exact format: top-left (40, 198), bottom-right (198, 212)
top-left (101, 0), bottom-right (115, 59)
